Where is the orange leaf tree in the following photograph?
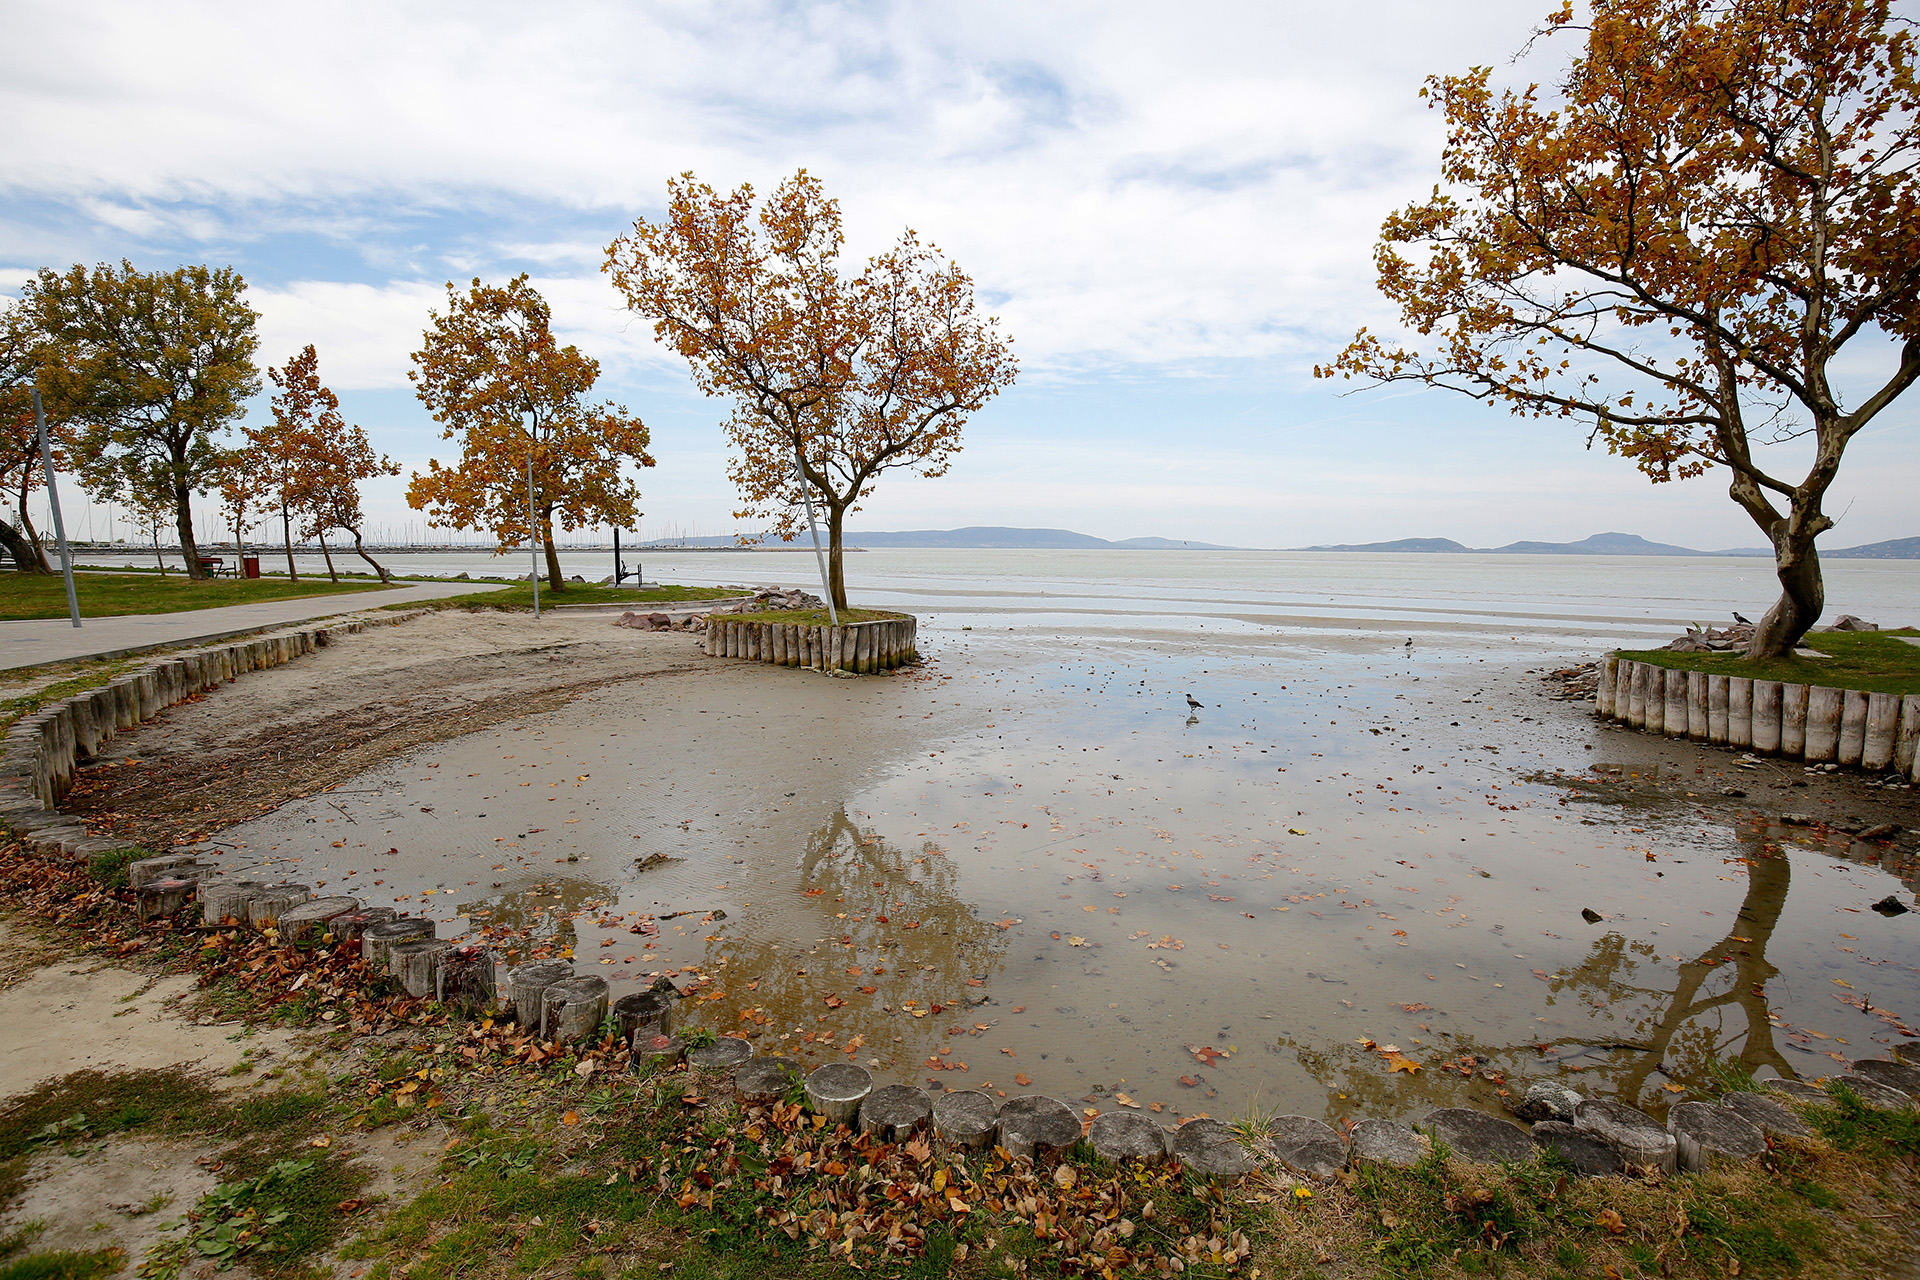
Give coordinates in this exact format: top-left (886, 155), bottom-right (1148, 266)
top-left (20, 261), bottom-right (259, 580)
top-left (301, 416), bottom-right (400, 582)
top-left (1318, 0), bottom-right (1920, 657)
top-left (604, 171), bottom-right (1017, 609)
top-left (244, 345), bottom-right (349, 581)
top-left (407, 275), bottom-right (654, 592)
top-left (0, 302), bottom-right (58, 573)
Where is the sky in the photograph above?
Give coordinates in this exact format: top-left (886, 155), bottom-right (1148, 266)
top-left (2, 0), bottom-right (1915, 551)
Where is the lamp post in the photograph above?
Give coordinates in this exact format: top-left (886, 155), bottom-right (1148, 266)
top-left (525, 410), bottom-right (540, 620)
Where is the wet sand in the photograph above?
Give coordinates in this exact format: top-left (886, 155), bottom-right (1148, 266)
top-left (64, 605), bottom-right (1920, 1126)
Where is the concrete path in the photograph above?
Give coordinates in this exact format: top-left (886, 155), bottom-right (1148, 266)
top-left (0, 580), bottom-right (509, 672)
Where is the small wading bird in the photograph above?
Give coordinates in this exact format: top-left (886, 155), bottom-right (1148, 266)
top-left (1733, 611), bottom-right (1752, 626)
top-left (1185, 694), bottom-right (1203, 712)
top-left (1404, 637), bottom-right (1414, 649)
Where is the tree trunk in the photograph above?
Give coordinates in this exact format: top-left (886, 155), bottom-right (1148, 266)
top-left (825, 503), bottom-right (848, 610)
top-left (280, 500), bottom-right (297, 581)
top-left (16, 469), bottom-right (51, 573)
top-left (0, 520), bottom-right (48, 573)
top-left (151, 525), bottom-right (166, 575)
top-left (1748, 530), bottom-right (1825, 659)
top-left (174, 480), bottom-right (204, 579)
top-left (317, 530), bottom-right (338, 582)
top-left (542, 507), bottom-right (565, 591)
top-left (349, 528), bottom-right (390, 581)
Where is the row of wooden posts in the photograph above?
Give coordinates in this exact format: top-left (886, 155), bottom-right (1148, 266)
top-left (704, 615), bottom-right (917, 673)
top-left (1598, 655), bottom-right (1920, 778)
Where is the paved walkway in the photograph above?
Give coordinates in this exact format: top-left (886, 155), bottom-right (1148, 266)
top-left (0, 580), bottom-right (509, 672)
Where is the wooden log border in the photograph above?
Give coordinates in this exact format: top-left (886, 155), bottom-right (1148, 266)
top-left (1600, 654), bottom-right (1920, 782)
top-left (0, 608), bottom-right (433, 863)
top-left (702, 614), bottom-right (919, 675)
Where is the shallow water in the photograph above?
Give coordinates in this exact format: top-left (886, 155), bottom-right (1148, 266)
top-left (202, 550), bottom-right (1920, 1124)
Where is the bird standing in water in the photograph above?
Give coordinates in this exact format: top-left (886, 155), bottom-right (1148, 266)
top-left (1185, 694), bottom-right (1203, 712)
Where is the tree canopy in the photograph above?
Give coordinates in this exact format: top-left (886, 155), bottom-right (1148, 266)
top-left (20, 261), bottom-right (260, 580)
top-left (1319, 0), bottom-right (1920, 656)
top-left (604, 170), bottom-right (1017, 609)
top-left (407, 275), bottom-right (654, 592)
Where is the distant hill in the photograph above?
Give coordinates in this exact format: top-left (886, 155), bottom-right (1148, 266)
top-left (1293, 530), bottom-right (1920, 558)
top-left (642, 526), bottom-right (1236, 550)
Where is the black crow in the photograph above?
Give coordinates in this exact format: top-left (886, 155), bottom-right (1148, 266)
top-left (1185, 694), bottom-right (1203, 711)
top-left (1733, 611), bottom-right (1752, 625)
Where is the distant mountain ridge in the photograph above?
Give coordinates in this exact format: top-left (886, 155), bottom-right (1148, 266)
top-left (1297, 531), bottom-right (1920, 559)
top-left (640, 526), bottom-right (1235, 550)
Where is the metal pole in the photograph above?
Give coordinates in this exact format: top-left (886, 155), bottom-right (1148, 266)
top-left (794, 449), bottom-right (837, 625)
top-left (526, 412), bottom-right (540, 619)
top-left (32, 390), bottom-right (81, 629)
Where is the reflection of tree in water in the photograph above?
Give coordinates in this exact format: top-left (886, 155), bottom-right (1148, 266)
top-left (455, 875), bottom-right (619, 961)
top-left (1289, 823), bottom-right (1795, 1116)
top-left (686, 807), bottom-right (1011, 1065)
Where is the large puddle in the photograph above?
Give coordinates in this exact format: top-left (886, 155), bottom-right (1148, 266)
top-left (200, 611), bottom-right (1920, 1126)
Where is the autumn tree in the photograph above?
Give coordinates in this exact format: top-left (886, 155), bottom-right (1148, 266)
top-left (301, 419), bottom-right (400, 582)
top-left (243, 346), bottom-right (363, 581)
top-left (604, 171), bottom-right (1017, 609)
top-left (407, 275), bottom-right (654, 592)
top-left (1319, 0), bottom-right (1920, 657)
top-left (0, 302), bottom-right (56, 573)
top-left (21, 262), bottom-right (260, 579)
top-left (215, 444), bottom-right (271, 573)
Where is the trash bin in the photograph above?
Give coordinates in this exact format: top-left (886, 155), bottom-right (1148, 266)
top-left (242, 556), bottom-right (261, 579)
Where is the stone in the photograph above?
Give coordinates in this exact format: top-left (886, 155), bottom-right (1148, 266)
top-left (200, 879), bottom-right (267, 925)
top-left (687, 1035), bottom-right (754, 1075)
top-left (1089, 1111), bottom-right (1166, 1165)
top-left (932, 1089), bottom-right (999, 1151)
top-left (1848, 1058), bottom-right (1920, 1096)
top-left (613, 990), bottom-right (674, 1044)
top-left (1721, 1092), bottom-right (1812, 1140)
top-left (1871, 895), bottom-right (1911, 916)
top-left (276, 896), bottom-right (361, 942)
top-left (1170, 1117), bottom-right (1254, 1181)
top-left (1826, 1073), bottom-right (1913, 1110)
top-left (1531, 1121), bottom-right (1626, 1177)
top-left (362, 918), bottom-right (435, 968)
top-left (1512, 1081), bottom-right (1584, 1124)
top-left (1669, 1102), bottom-right (1766, 1172)
top-left (507, 960), bottom-right (574, 1029)
top-left (1573, 1100), bottom-right (1676, 1172)
top-left (860, 1085), bottom-right (933, 1141)
top-left (735, 1057), bottom-right (803, 1106)
top-left (1422, 1107), bottom-right (1536, 1165)
top-left (1348, 1118), bottom-right (1427, 1170)
top-left (1762, 1078), bottom-right (1831, 1106)
top-left (996, 1096), bottom-right (1082, 1160)
top-left (804, 1063), bottom-right (872, 1126)
top-left (540, 976), bottom-right (610, 1044)
top-left (390, 939), bottom-right (453, 999)
top-left (1263, 1115), bottom-right (1346, 1181)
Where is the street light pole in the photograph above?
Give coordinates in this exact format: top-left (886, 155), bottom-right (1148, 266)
top-left (526, 411), bottom-right (540, 620)
top-left (32, 389), bottom-right (80, 629)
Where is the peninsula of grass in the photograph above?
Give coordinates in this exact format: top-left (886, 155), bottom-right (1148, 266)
top-left (1616, 628), bottom-right (1920, 697)
top-left (410, 582), bottom-right (751, 613)
top-left (0, 571), bottom-right (396, 621)
top-left (729, 606), bottom-right (907, 625)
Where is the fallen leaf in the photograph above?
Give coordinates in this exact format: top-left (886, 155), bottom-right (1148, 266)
top-left (1597, 1208), bottom-right (1626, 1235)
top-left (1385, 1055), bottom-right (1421, 1074)
top-left (1115, 1092), bottom-right (1141, 1108)
top-left (1015, 1073), bottom-right (1032, 1086)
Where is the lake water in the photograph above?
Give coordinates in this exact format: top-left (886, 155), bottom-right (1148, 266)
top-left (193, 549), bottom-right (1920, 1123)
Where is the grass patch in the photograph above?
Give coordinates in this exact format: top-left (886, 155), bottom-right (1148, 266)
top-left (1617, 627), bottom-right (1920, 696)
top-left (729, 607), bottom-right (906, 625)
top-left (402, 582), bottom-right (749, 613)
top-left (84, 846), bottom-right (156, 890)
top-left (0, 1249), bottom-right (123, 1280)
top-left (0, 571), bottom-right (395, 621)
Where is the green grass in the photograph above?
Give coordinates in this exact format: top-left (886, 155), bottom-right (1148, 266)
top-left (402, 582), bottom-right (749, 613)
top-left (729, 606), bottom-right (905, 625)
top-left (1618, 628), bottom-right (1920, 696)
top-left (0, 1249), bottom-right (123, 1280)
top-left (0, 570), bottom-right (395, 621)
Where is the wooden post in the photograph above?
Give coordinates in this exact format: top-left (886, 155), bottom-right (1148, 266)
top-left (137, 877), bottom-right (196, 920)
top-left (362, 918), bottom-right (435, 968)
top-left (1780, 683), bottom-right (1810, 758)
top-left (1752, 681), bottom-right (1783, 755)
top-left (1687, 670), bottom-right (1709, 741)
top-left (1863, 693), bottom-right (1900, 772)
top-left (996, 1095), bottom-right (1081, 1159)
top-left (1707, 675), bottom-right (1729, 746)
top-left (247, 884), bottom-right (313, 930)
top-left (1804, 686), bottom-right (1843, 762)
top-left (1628, 663), bottom-right (1649, 730)
top-left (1645, 666), bottom-right (1666, 735)
top-left (788, 623), bottom-right (803, 668)
top-left (804, 1062), bottom-right (871, 1126)
top-left (1597, 655), bottom-right (1617, 717)
top-left (932, 1089), bottom-right (998, 1152)
top-left (735, 1056), bottom-right (803, 1107)
top-left (328, 907), bottom-right (397, 944)
top-left (1663, 667), bottom-right (1688, 738)
top-left (1728, 678), bottom-right (1753, 750)
top-left (859, 1084), bottom-right (932, 1141)
top-left (277, 895), bottom-right (362, 942)
top-left (857, 624), bottom-right (873, 674)
top-left (540, 975), bottom-right (610, 1044)
top-left (1893, 695), bottom-right (1920, 778)
top-left (613, 990), bottom-right (674, 1043)
top-left (1838, 690), bottom-right (1869, 768)
top-left (390, 938), bottom-right (453, 998)
top-left (771, 623), bottom-right (786, 666)
top-left (507, 959), bottom-right (574, 1029)
top-left (437, 944), bottom-right (497, 1015)
top-left (200, 879), bottom-right (268, 926)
